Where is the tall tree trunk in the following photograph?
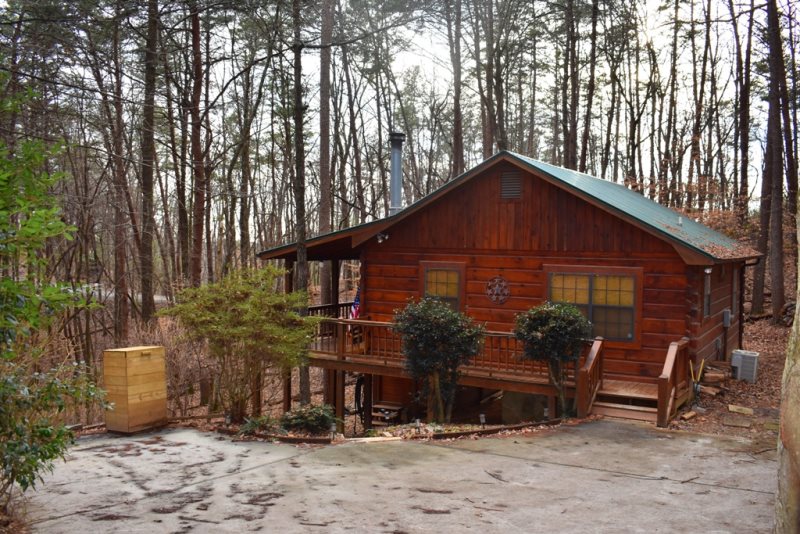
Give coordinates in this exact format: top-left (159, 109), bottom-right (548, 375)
top-left (189, 1), bottom-right (205, 287)
top-left (766, 0), bottom-right (786, 323)
top-left (578, 0), bottom-right (599, 173)
top-left (751, 170), bottom-right (771, 315)
top-left (342, 47), bottom-right (366, 222)
top-left (240, 104), bottom-right (252, 269)
top-left (445, 0), bottom-right (464, 176)
top-left (292, 0), bottom-right (311, 405)
top-left (161, 34), bottom-right (190, 284)
top-left (562, 0), bottom-right (579, 170)
top-left (728, 0), bottom-right (754, 223)
top-left (774, 3), bottom-right (798, 258)
top-left (112, 1), bottom-right (128, 344)
top-left (319, 0), bottom-right (333, 304)
top-left (664, 0), bottom-right (680, 205)
top-left (686, 0), bottom-right (711, 212)
top-left (140, 0), bottom-right (158, 323)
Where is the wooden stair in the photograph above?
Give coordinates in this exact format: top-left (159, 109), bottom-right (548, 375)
top-left (370, 402), bottom-right (403, 427)
top-left (591, 401), bottom-right (658, 423)
top-left (591, 379), bottom-right (659, 423)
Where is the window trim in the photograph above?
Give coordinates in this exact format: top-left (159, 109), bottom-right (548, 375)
top-left (419, 261), bottom-right (467, 311)
top-left (544, 264), bottom-right (643, 349)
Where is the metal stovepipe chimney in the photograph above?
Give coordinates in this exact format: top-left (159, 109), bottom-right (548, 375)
top-left (389, 132), bottom-right (405, 216)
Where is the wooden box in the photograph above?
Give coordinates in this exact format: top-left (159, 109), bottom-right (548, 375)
top-left (103, 345), bottom-right (167, 433)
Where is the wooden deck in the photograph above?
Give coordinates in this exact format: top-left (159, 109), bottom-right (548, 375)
top-left (305, 317), bottom-right (691, 427)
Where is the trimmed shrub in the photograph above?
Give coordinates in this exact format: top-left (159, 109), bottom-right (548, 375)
top-left (393, 297), bottom-right (484, 423)
top-left (515, 302), bottom-right (592, 416)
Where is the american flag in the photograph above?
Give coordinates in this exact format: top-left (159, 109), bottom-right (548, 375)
top-left (351, 287), bottom-right (360, 319)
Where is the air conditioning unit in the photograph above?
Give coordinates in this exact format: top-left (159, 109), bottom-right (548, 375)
top-left (731, 350), bottom-right (759, 384)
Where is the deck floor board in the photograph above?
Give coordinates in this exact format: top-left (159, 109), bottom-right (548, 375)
top-left (599, 379), bottom-right (658, 401)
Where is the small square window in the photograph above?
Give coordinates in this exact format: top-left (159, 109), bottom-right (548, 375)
top-left (421, 262), bottom-right (465, 310)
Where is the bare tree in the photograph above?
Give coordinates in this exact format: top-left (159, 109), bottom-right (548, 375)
top-left (189, 0), bottom-right (206, 287)
top-left (140, 0), bottom-right (158, 322)
top-left (292, 0), bottom-right (311, 404)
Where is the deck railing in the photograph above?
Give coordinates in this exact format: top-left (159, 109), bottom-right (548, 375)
top-left (470, 331), bottom-right (550, 379)
top-left (576, 337), bottom-right (605, 418)
top-left (311, 318), bottom-right (590, 387)
top-left (657, 337), bottom-right (691, 427)
top-left (308, 301), bottom-right (355, 319)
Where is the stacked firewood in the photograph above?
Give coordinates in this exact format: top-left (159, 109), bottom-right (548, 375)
top-left (696, 362), bottom-right (731, 397)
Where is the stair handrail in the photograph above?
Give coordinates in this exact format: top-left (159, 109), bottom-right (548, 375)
top-left (576, 337), bottom-right (604, 418)
top-left (657, 337), bottom-right (690, 427)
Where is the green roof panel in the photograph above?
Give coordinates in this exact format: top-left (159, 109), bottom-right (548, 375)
top-left (508, 152), bottom-right (756, 261)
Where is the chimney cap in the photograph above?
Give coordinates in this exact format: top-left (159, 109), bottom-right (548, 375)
top-left (389, 131), bottom-right (406, 143)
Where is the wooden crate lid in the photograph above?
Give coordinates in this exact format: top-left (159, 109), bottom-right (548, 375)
top-left (103, 345), bottom-right (164, 354)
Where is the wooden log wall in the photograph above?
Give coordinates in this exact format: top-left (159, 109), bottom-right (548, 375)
top-left (358, 162), bottom-right (740, 383)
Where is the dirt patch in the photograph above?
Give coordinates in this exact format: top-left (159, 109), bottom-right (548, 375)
top-left (671, 320), bottom-right (787, 439)
top-left (150, 486), bottom-right (213, 515)
top-left (0, 510), bottom-right (29, 534)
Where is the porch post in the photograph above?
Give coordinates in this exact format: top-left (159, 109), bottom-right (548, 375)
top-left (548, 395), bottom-right (557, 420)
top-left (335, 370), bottom-right (345, 434)
top-left (332, 260), bottom-right (340, 310)
top-left (363, 374), bottom-right (373, 430)
top-left (284, 258), bottom-right (294, 293)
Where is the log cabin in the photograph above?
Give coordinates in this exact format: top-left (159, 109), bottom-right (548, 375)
top-left (258, 144), bottom-right (760, 428)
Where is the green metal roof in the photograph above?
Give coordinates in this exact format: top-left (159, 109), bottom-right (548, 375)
top-left (258, 150), bottom-right (759, 262)
top-left (506, 152), bottom-right (757, 261)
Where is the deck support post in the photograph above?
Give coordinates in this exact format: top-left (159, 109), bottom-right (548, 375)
top-left (323, 369), bottom-right (335, 405)
top-left (363, 374), bottom-right (373, 430)
top-left (548, 395), bottom-right (557, 420)
top-left (335, 370), bottom-right (345, 434)
top-left (282, 369), bottom-right (292, 413)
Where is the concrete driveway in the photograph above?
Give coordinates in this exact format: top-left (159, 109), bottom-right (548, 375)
top-left (26, 420), bottom-right (776, 533)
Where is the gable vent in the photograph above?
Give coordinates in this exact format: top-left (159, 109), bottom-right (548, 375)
top-left (500, 172), bottom-right (522, 199)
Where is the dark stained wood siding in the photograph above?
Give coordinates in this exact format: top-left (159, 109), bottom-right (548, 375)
top-left (689, 264), bottom-right (741, 363)
top-left (358, 162), bottom-right (723, 382)
top-left (375, 376), bottom-right (415, 406)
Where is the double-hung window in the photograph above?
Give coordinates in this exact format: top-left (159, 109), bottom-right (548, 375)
top-left (546, 266), bottom-right (641, 344)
